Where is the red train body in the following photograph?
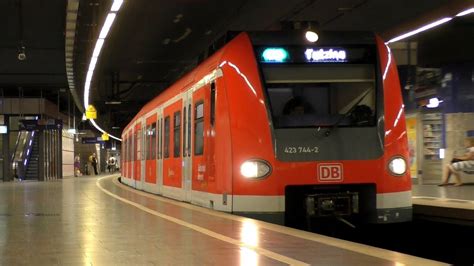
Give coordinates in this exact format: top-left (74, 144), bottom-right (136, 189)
top-left (121, 31), bottom-right (412, 225)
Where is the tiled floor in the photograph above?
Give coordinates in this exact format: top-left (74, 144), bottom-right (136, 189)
top-left (0, 174), bottom-right (445, 265)
top-left (413, 183), bottom-right (474, 201)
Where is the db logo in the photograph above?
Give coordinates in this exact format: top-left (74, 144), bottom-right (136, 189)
top-left (318, 163), bottom-right (343, 182)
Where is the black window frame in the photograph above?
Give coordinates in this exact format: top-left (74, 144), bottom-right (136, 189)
top-left (164, 116), bottom-right (170, 158)
top-left (194, 101), bottom-right (204, 156)
top-left (151, 122), bottom-right (157, 160)
top-left (210, 82), bottom-right (216, 127)
top-left (173, 111), bottom-right (181, 158)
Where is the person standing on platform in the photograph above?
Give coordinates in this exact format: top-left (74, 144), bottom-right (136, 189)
top-left (108, 156), bottom-right (116, 173)
top-left (74, 154), bottom-right (81, 177)
top-left (91, 153), bottom-right (98, 175)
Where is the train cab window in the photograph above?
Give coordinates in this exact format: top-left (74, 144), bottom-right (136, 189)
top-left (173, 111), bottom-right (181, 158)
top-left (164, 116), bottom-right (170, 158)
top-left (194, 101), bottom-right (204, 155)
top-left (210, 82), bottom-right (216, 127)
top-left (262, 64), bottom-right (376, 128)
top-left (151, 122), bottom-right (156, 160)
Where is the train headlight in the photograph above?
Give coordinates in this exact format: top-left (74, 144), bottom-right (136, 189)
top-left (388, 157), bottom-right (406, 176)
top-left (240, 159), bottom-right (271, 179)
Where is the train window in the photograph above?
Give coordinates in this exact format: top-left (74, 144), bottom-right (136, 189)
top-left (187, 104), bottom-right (191, 157)
top-left (194, 101), bottom-right (204, 155)
top-left (262, 64), bottom-right (376, 128)
top-left (134, 131), bottom-right (138, 161)
top-left (183, 106), bottom-right (187, 156)
top-left (158, 118), bottom-right (162, 159)
top-left (130, 133), bottom-right (134, 162)
top-left (123, 138), bottom-right (126, 162)
top-left (210, 82), bottom-right (216, 127)
top-left (174, 111), bottom-right (181, 158)
top-left (164, 116), bottom-right (170, 158)
top-left (145, 125), bottom-right (150, 160)
top-left (151, 122), bottom-right (156, 160)
top-left (173, 111), bottom-right (181, 158)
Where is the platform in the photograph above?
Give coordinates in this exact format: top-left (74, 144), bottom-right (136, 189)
top-left (412, 184), bottom-right (474, 224)
top-left (0, 174), bottom-right (446, 265)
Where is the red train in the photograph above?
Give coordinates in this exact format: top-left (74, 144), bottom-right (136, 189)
top-left (121, 31), bottom-right (411, 226)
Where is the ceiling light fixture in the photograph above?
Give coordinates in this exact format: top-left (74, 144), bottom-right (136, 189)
top-left (304, 22), bottom-right (319, 43)
top-left (92, 39), bottom-right (104, 58)
top-left (105, 101), bottom-right (122, 105)
top-left (456, 7), bottom-right (474, 17)
top-left (17, 45), bottom-right (26, 61)
top-left (386, 17), bottom-right (452, 43)
top-left (387, 6), bottom-right (474, 44)
top-left (83, 2), bottom-right (124, 142)
top-left (99, 13), bottom-right (116, 39)
top-left (111, 0), bottom-right (123, 12)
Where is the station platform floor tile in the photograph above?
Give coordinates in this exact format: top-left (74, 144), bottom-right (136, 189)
top-left (0, 174), bottom-right (446, 265)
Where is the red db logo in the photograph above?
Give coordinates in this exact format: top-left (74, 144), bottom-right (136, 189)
top-left (318, 163), bottom-right (343, 182)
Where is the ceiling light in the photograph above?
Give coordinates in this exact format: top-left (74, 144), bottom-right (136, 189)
top-left (386, 17), bottom-right (452, 43)
top-left (92, 39), bottom-right (104, 58)
top-left (99, 13), bottom-right (116, 39)
top-left (111, 0), bottom-right (123, 12)
top-left (105, 101), bottom-right (122, 105)
top-left (17, 45), bottom-right (26, 61)
top-left (456, 7), bottom-right (474, 17)
top-left (305, 31), bottom-right (319, 43)
top-left (89, 57), bottom-right (98, 73)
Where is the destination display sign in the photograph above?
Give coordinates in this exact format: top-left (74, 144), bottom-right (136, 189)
top-left (257, 45), bottom-right (375, 64)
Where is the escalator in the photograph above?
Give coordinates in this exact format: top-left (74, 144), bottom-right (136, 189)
top-left (11, 131), bottom-right (39, 180)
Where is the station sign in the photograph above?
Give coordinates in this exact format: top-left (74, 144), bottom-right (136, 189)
top-left (81, 137), bottom-right (104, 144)
top-left (19, 119), bottom-right (62, 131)
top-left (86, 105), bottom-right (97, 119)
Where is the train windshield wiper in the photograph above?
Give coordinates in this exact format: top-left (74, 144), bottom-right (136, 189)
top-left (324, 88), bottom-right (373, 137)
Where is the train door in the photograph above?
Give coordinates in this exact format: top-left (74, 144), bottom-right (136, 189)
top-left (162, 100), bottom-right (183, 200)
top-left (145, 114), bottom-right (157, 192)
top-left (182, 90), bottom-right (193, 202)
top-left (156, 107), bottom-right (164, 194)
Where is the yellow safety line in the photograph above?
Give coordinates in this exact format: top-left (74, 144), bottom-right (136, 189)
top-left (110, 176), bottom-right (447, 266)
top-left (96, 176), bottom-right (309, 266)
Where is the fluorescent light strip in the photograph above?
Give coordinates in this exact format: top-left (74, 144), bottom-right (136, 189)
top-left (456, 7), bottom-right (474, 17)
top-left (111, 0), bottom-right (123, 12)
top-left (83, 4), bottom-right (122, 141)
top-left (90, 119), bottom-right (122, 141)
top-left (89, 57), bottom-right (98, 73)
top-left (99, 13), bottom-right (116, 39)
top-left (386, 17), bottom-right (452, 43)
top-left (92, 39), bottom-right (104, 58)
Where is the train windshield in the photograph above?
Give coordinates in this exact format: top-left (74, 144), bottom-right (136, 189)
top-left (262, 64), bottom-right (376, 128)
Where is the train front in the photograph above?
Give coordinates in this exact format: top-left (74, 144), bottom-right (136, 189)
top-left (226, 32), bottom-right (411, 226)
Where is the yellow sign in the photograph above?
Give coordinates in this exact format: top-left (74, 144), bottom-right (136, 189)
top-left (102, 133), bottom-right (109, 141)
top-left (85, 105), bottom-right (97, 119)
top-left (406, 116), bottom-right (417, 178)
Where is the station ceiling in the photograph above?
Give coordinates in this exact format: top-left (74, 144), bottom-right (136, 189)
top-left (0, 0), bottom-right (473, 137)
